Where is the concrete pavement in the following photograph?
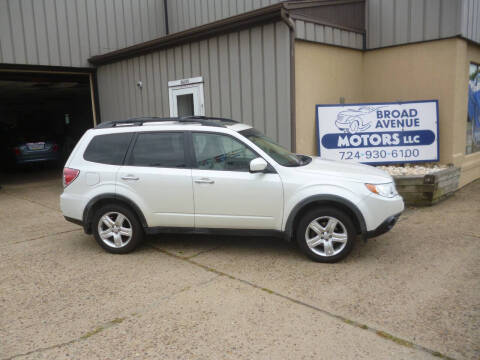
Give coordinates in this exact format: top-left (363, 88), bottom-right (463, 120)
top-left (0, 170), bottom-right (478, 359)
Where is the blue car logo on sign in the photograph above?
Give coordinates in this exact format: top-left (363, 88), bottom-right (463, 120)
top-left (334, 106), bottom-right (381, 134)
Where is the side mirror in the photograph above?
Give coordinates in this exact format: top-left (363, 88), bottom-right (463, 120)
top-left (249, 157), bottom-right (268, 173)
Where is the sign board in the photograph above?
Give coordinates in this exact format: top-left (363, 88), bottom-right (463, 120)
top-left (316, 100), bottom-right (439, 164)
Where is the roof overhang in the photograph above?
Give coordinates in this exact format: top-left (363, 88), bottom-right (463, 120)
top-left (88, 0), bottom-right (365, 66)
top-left (89, 3), bottom-right (291, 66)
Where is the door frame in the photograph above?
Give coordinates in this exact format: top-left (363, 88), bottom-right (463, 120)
top-left (168, 76), bottom-right (205, 117)
top-left (0, 63), bottom-right (99, 126)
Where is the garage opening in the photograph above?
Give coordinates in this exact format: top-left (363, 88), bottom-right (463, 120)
top-left (0, 69), bottom-right (96, 180)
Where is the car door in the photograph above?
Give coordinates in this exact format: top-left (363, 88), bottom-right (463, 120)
top-left (191, 131), bottom-right (283, 230)
top-left (116, 131), bottom-right (194, 228)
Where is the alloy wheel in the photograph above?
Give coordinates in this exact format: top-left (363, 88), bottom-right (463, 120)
top-left (304, 216), bottom-right (348, 257)
top-left (97, 211), bottom-right (133, 249)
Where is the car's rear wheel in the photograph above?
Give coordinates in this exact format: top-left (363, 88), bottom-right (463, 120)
top-left (93, 204), bottom-right (144, 254)
top-left (296, 207), bottom-right (355, 263)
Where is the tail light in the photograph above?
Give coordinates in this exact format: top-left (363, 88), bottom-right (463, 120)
top-left (52, 144), bottom-right (59, 152)
top-left (14, 147), bottom-right (20, 156)
top-left (63, 167), bottom-right (80, 188)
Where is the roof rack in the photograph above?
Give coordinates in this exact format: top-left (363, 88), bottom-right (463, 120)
top-left (94, 116), bottom-right (238, 129)
top-left (180, 115), bottom-right (238, 124)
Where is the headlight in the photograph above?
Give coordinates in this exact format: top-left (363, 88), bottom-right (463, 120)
top-left (365, 182), bottom-right (398, 198)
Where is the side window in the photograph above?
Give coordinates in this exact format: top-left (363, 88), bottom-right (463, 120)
top-left (128, 132), bottom-right (186, 168)
top-left (83, 133), bottom-right (133, 165)
top-left (192, 133), bottom-right (257, 171)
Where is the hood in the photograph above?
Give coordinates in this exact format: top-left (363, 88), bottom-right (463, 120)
top-left (296, 157), bottom-right (393, 184)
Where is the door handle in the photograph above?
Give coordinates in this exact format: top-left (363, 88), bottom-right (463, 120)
top-left (194, 177), bottom-right (214, 184)
top-left (121, 175), bottom-right (139, 181)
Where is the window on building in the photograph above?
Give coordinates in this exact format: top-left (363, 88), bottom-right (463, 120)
top-left (467, 63), bottom-right (480, 154)
top-left (128, 132), bottom-right (186, 168)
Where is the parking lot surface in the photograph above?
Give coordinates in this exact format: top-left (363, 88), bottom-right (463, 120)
top-left (1, 170), bottom-right (479, 359)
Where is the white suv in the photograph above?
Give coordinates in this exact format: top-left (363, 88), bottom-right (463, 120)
top-left (61, 117), bottom-right (404, 262)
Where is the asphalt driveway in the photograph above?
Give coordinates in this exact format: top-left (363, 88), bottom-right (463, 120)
top-left (0, 170), bottom-right (479, 359)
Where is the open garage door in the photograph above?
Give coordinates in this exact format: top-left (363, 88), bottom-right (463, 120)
top-left (0, 68), bottom-right (97, 176)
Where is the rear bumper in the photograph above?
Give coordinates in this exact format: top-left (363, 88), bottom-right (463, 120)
top-left (16, 153), bottom-right (60, 164)
top-left (366, 212), bottom-right (402, 239)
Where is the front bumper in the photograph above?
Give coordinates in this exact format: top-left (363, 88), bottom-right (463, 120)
top-left (366, 212), bottom-right (402, 239)
top-left (64, 216), bottom-right (83, 227)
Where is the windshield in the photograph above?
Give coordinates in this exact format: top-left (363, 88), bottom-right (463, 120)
top-left (240, 128), bottom-right (309, 167)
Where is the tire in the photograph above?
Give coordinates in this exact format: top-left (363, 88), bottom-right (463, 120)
top-left (296, 207), bottom-right (355, 263)
top-left (92, 204), bottom-right (144, 254)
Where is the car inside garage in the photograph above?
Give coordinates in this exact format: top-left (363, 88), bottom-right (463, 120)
top-left (0, 69), bottom-right (96, 178)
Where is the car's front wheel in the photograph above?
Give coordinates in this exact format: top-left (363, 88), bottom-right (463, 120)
top-left (296, 207), bottom-right (355, 263)
top-left (93, 204), bottom-right (144, 254)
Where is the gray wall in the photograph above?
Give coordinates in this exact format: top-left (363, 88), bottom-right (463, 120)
top-left (461, 0), bottom-right (480, 44)
top-left (295, 20), bottom-right (363, 50)
top-left (0, 0), bottom-right (166, 67)
top-left (166, 0), bottom-right (281, 34)
top-left (97, 21), bottom-right (292, 149)
top-left (367, 0), bottom-right (480, 49)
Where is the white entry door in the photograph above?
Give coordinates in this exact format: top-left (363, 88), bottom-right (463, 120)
top-left (169, 78), bottom-right (205, 117)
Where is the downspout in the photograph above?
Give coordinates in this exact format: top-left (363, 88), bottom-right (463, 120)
top-left (164, 0), bottom-right (169, 35)
top-left (280, 8), bottom-right (297, 152)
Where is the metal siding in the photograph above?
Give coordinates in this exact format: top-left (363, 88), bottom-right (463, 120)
top-left (182, 44), bottom-right (192, 79)
top-left (239, 28), bottom-right (253, 126)
top-left (380, 0), bottom-right (395, 46)
top-left (315, 25), bottom-right (325, 43)
top-left (214, 0), bottom-right (222, 23)
top-left (145, 54), bottom-right (154, 116)
top-left (0, 1), bottom-right (15, 63)
top-left (263, 23), bottom-right (277, 141)
top-left (366, 0), bottom-right (480, 49)
top-left (228, 32), bottom-right (242, 122)
top-left (460, 0), bottom-right (480, 43)
top-left (191, 42), bottom-right (201, 76)
top-left (96, 21), bottom-right (292, 149)
top-left (96, 0), bottom-right (109, 57)
top-left (294, 20), bottom-right (363, 50)
top-left (151, 52), bottom-right (161, 115)
top-left (424, 0), bottom-right (441, 40)
top-left (305, 22), bottom-right (315, 42)
top-left (199, 39), bottom-right (212, 115)
top-left (10, 0), bottom-right (27, 64)
top-left (394, 0), bottom-right (408, 44)
top-left (333, 28), bottom-right (341, 46)
top-left (440, 0), bottom-right (457, 38)
top-left (201, 0), bottom-right (209, 27)
top-left (218, 35), bottom-right (232, 118)
top-left (324, 26), bottom-right (333, 44)
top-left (275, 21), bottom-right (290, 149)
top-left (21, 0), bottom-right (38, 64)
top-left (76, 0), bottom-right (91, 64)
top-left (165, 0), bottom-right (282, 33)
top-left (33, 0), bottom-right (50, 64)
top-left (0, 0), bottom-right (166, 66)
top-left (66, 0), bottom-right (82, 67)
top-left (159, 51), bottom-right (169, 115)
top-left (208, 37), bottom-right (221, 117)
top-left (296, 20), bottom-right (306, 39)
top-left (251, 26), bottom-right (265, 132)
top-left (174, 45), bottom-right (183, 78)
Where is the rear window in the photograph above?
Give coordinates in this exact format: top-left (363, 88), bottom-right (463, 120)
top-left (83, 133), bottom-right (133, 165)
top-left (127, 132), bottom-right (186, 168)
